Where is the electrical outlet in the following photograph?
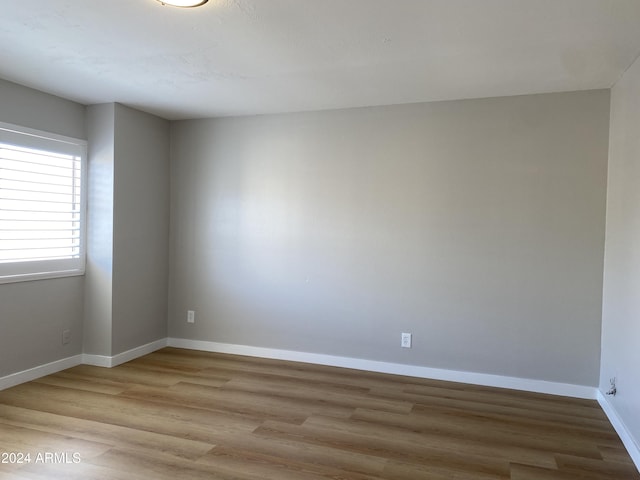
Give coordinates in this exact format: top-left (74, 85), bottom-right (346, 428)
top-left (187, 310), bottom-right (195, 324)
top-left (62, 329), bottom-right (71, 345)
top-left (607, 377), bottom-right (617, 396)
top-left (401, 332), bottom-right (412, 348)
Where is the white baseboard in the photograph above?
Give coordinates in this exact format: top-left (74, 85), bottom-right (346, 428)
top-left (82, 338), bottom-right (167, 368)
top-left (0, 339), bottom-right (168, 391)
top-left (0, 338), bottom-right (598, 401)
top-left (80, 353), bottom-right (112, 368)
top-left (0, 355), bottom-right (82, 391)
top-left (597, 391), bottom-right (640, 472)
top-left (167, 338), bottom-right (597, 400)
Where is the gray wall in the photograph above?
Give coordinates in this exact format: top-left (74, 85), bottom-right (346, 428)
top-left (0, 79), bottom-right (85, 139)
top-left (84, 104), bottom-right (115, 356)
top-left (112, 104), bottom-right (170, 354)
top-left (1, 83), bottom-right (169, 372)
top-left (601, 55), bottom-right (640, 447)
top-left (0, 79), bottom-right (86, 376)
top-left (84, 103), bottom-right (170, 357)
top-left (169, 90), bottom-right (610, 386)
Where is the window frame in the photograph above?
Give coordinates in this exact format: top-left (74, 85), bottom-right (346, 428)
top-left (0, 121), bottom-right (87, 284)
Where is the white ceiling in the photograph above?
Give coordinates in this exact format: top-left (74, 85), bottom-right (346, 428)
top-left (1, 0), bottom-right (640, 120)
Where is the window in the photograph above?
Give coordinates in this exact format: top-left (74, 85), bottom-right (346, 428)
top-left (0, 122), bottom-right (86, 283)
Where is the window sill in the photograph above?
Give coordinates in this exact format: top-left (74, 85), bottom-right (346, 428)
top-left (0, 269), bottom-right (85, 285)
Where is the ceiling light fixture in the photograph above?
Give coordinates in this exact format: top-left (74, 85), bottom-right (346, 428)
top-left (156, 0), bottom-right (208, 7)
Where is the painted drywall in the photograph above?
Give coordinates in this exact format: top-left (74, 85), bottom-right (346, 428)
top-left (84, 104), bottom-right (116, 357)
top-left (112, 104), bottom-right (170, 354)
top-left (601, 55), bottom-right (640, 450)
top-left (0, 78), bottom-right (85, 139)
top-left (83, 103), bottom-right (170, 357)
top-left (0, 78), bottom-right (85, 376)
top-left (169, 90), bottom-right (609, 387)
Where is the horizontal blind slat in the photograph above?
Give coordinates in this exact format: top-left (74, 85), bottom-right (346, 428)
top-left (0, 177), bottom-right (80, 189)
top-left (0, 165), bottom-right (79, 180)
top-left (0, 156), bottom-right (78, 170)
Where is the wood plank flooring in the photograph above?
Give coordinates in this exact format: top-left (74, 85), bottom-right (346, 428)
top-left (0, 347), bottom-right (637, 479)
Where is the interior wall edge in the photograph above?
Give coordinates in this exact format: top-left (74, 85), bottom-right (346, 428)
top-left (597, 391), bottom-right (640, 473)
top-left (82, 338), bottom-right (168, 368)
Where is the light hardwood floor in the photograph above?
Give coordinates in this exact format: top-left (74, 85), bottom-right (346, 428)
top-left (0, 347), bottom-right (637, 479)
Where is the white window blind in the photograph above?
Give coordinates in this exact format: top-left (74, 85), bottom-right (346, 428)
top-left (0, 123), bottom-right (86, 283)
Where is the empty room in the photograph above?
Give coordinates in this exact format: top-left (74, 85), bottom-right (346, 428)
top-left (0, 0), bottom-right (639, 478)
